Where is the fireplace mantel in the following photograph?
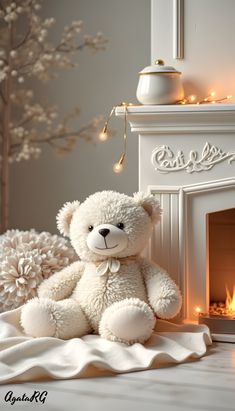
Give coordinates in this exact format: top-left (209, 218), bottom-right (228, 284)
top-left (116, 103), bottom-right (235, 133)
top-left (116, 104), bottom-right (235, 324)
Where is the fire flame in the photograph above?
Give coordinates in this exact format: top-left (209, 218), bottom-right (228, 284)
top-left (225, 285), bottom-right (235, 315)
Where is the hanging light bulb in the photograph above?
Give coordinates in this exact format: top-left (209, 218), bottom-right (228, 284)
top-left (112, 103), bottom-right (128, 174)
top-left (113, 153), bottom-right (125, 173)
top-left (99, 102), bottom-right (129, 174)
top-left (98, 131), bottom-right (108, 141)
top-left (98, 125), bottom-right (108, 141)
top-left (98, 106), bottom-right (116, 141)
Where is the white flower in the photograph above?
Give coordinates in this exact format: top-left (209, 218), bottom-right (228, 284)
top-left (42, 53), bottom-right (52, 61)
top-left (10, 50), bottom-right (17, 58)
top-left (18, 76), bottom-right (24, 83)
top-left (0, 230), bottom-right (77, 312)
top-left (13, 126), bottom-right (25, 137)
top-left (34, 4), bottom-right (41, 11)
top-left (40, 29), bottom-right (47, 37)
top-left (4, 11), bottom-right (18, 23)
top-left (33, 61), bottom-right (44, 73)
top-left (44, 18), bottom-right (55, 27)
top-left (0, 70), bottom-right (6, 82)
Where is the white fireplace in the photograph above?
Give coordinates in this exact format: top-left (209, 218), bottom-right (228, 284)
top-left (116, 104), bottom-right (235, 323)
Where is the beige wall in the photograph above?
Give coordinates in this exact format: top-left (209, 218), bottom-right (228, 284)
top-left (10, 0), bottom-right (150, 233)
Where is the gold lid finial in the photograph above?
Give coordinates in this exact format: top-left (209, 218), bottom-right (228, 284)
top-left (155, 59), bottom-right (164, 66)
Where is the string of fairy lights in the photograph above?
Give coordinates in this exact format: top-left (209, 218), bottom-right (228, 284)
top-left (180, 91), bottom-right (232, 105)
top-left (99, 93), bottom-right (233, 173)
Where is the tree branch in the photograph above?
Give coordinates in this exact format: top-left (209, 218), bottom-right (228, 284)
top-left (0, 87), bottom-right (6, 104)
top-left (10, 124), bottom-right (95, 151)
top-left (11, 113), bottom-right (36, 129)
top-left (55, 43), bottom-right (85, 53)
top-left (14, 26), bottom-right (32, 50)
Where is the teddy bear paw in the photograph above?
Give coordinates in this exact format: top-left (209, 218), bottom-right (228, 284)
top-left (99, 298), bottom-right (156, 345)
top-left (154, 294), bottom-right (182, 319)
top-left (21, 298), bottom-right (57, 338)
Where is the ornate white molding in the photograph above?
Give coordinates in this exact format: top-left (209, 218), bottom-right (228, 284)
top-left (173, 0), bottom-right (184, 59)
top-left (115, 104), bottom-right (235, 134)
top-left (151, 142), bottom-right (235, 173)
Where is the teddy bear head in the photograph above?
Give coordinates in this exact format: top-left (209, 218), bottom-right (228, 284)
top-left (56, 191), bottom-right (161, 262)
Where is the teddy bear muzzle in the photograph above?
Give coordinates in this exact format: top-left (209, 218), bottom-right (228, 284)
top-left (87, 223), bottom-right (128, 256)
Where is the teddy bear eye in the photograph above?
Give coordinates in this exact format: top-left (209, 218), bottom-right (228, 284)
top-left (116, 222), bottom-right (124, 230)
top-left (88, 225), bottom-right (94, 232)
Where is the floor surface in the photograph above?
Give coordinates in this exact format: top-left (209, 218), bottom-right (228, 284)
top-left (0, 342), bottom-right (234, 411)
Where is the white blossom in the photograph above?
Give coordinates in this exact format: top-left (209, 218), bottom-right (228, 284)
top-left (18, 76), bottom-right (24, 83)
top-left (44, 17), bottom-right (56, 27)
top-left (10, 50), bottom-right (17, 58)
top-left (0, 229), bottom-right (77, 311)
top-left (0, 70), bottom-right (6, 82)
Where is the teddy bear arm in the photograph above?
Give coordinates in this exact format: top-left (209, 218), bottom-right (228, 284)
top-left (141, 259), bottom-right (182, 319)
top-left (37, 261), bottom-right (84, 301)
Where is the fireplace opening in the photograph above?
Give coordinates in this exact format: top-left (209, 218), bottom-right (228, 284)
top-left (208, 208), bottom-right (235, 317)
top-left (199, 208), bottom-right (235, 336)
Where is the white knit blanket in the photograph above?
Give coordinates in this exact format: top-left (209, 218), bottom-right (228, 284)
top-left (0, 307), bottom-right (212, 384)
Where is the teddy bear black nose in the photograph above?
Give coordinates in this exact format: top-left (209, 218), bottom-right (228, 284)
top-left (99, 228), bottom-right (110, 238)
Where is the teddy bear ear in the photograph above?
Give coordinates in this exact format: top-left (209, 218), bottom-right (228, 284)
top-left (133, 192), bottom-right (162, 224)
top-left (56, 201), bottom-right (80, 236)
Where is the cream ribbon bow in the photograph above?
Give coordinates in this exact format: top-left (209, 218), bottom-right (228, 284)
top-left (96, 258), bottom-right (121, 276)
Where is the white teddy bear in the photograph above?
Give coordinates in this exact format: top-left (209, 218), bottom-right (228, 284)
top-left (21, 191), bottom-right (182, 345)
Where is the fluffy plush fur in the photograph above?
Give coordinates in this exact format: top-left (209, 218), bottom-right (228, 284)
top-left (21, 191), bottom-right (182, 345)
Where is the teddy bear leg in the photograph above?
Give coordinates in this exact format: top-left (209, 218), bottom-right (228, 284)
top-left (99, 298), bottom-right (156, 345)
top-left (21, 297), bottom-right (91, 339)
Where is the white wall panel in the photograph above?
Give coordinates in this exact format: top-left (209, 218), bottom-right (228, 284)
top-left (152, 0), bottom-right (235, 99)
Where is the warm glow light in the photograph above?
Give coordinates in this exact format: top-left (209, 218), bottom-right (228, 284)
top-left (98, 131), bottom-right (108, 141)
top-left (227, 95), bottom-right (232, 99)
top-left (189, 95), bottom-right (196, 102)
top-left (226, 285), bottom-right (235, 315)
top-left (195, 306), bottom-right (201, 314)
top-left (210, 91), bottom-right (216, 97)
top-left (113, 162), bottom-right (123, 173)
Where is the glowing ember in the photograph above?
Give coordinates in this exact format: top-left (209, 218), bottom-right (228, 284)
top-left (195, 306), bottom-right (201, 314)
top-left (209, 285), bottom-right (235, 318)
top-left (226, 285), bottom-right (235, 315)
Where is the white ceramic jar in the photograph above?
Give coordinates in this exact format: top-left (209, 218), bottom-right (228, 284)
top-left (136, 59), bottom-right (184, 105)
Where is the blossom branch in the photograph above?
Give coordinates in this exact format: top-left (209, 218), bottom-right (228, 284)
top-left (0, 87), bottom-right (6, 104)
top-left (13, 26), bottom-right (32, 50)
top-left (0, 0), bottom-right (108, 232)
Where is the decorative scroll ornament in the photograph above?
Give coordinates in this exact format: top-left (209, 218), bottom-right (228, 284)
top-left (151, 142), bottom-right (235, 173)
